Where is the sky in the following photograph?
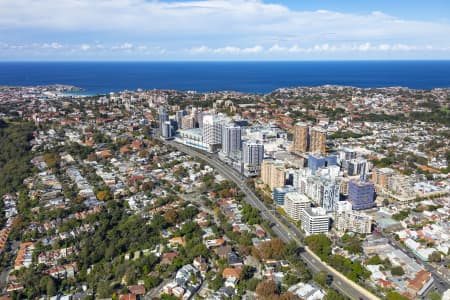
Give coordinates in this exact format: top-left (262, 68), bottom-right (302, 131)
top-left (1, 0), bottom-right (450, 61)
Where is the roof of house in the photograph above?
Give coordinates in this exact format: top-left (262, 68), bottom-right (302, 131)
top-left (214, 245), bottom-right (232, 258)
top-left (128, 285), bottom-right (145, 295)
top-left (169, 236), bottom-right (186, 246)
top-left (408, 269), bottom-right (432, 292)
top-left (222, 267), bottom-right (242, 279)
top-left (119, 294), bottom-right (136, 300)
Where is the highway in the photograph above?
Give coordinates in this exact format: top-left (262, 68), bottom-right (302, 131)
top-left (163, 139), bottom-right (380, 300)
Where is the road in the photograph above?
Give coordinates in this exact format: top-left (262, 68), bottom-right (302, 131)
top-left (163, 139), bottom-right (380, 300)
top-left (0, 240), bottom-right (20, 287)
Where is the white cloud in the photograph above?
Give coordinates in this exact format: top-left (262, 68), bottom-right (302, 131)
top-left (1, 0), bottom-right (450, 60)
top-left (1, 0), bottom-right (450, 52)
top-left (42, 42), bottom-right (63, 49)
top-left (80, 44), bottom-right (91, 51)
top-left (265, 42), bottom-right (439, 54)
top-left (242, 45), bottom-right (264, 54)
top-left (119, 43), bottom-right (133, 50)
top-left (358, 43), bottom-right (372, 52)
top-left (190, 45), bottom-right (211, 54)
top-left (188, 45), bottom-right (264, 55)
top-left (1, 41), bottom-right (447, 58)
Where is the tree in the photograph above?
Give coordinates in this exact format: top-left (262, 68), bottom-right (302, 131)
top-left (141, 181), bottom-right (155, 191)
top-left (325, 288), bottom-right (347, 300)
top-left (186, 242), bottom-right (209, 259)
top-left (255, 238), bottom-right (285, 260)
top-left (304, 234), bottom-right (332, 260)
top-left (313, 271), bottom-right (328, 287)
top-left (43, 152), bottom-right (60, 169)
top-left (164, 209), bottom-right (178, 225)
top-left (256, 280), bottom-right (279, 300)
top-left (366, 255), bottom-right (383, 265)
top-left (97, 281), bottom-right (113, 298)
top-left (209, 273), bottom-right (223, 291)
top-left (341, 234), bottom-right (362, 254)
top-left (246, 278), bottom-right (261, 291)
top-left (428, 251), bottom-right (441, 263)
top-left (277, 292), bottom-right (300, 300)
top-left (240, 265), bottom-right (255, 281)
top-left (96, 189), bottom-right (112, 201)
top-left (161, 294), bottom-right (179, 300)
top-left (241, 203), bottom-right (262, 225)
top-left (283, 241), bottom-right (299, 257)
top-left (46, 277), bottom-right (57, 297)
top-left (391, 266), bottom-right (405, 276)
top-left (427, 291), bottom-right (442, 300)
top-left (386, 292), bottom-right (410, 300)
top-left (283, 273), bottom-right (300, 286)
top-left (0, 121), bottom-right (35, 197)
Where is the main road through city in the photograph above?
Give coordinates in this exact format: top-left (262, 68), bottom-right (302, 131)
top-left (163, 139), bottom-right (380, 300)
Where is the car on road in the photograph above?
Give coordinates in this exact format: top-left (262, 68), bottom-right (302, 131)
top-left (326, 274), bottom-right (333, 285)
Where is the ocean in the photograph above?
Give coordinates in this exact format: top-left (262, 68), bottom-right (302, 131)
top-left (0, 61), bottom-right (449, 94)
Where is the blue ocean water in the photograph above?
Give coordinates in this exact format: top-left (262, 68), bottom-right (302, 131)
top-left (0, 61), bottom-right (449, 94)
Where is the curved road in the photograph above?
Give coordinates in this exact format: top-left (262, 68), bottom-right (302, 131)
top-left (164, 139), bottom-right (380, 300)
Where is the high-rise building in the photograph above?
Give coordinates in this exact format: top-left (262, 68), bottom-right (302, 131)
top-left (307, 154), bottom-right (337, 174)
top-left (301, 207), bottom-right (329, 235)
top-left (292, 168), bottom-right (313, 193)
top-left (273, 186), bottom-right (295, 206)
top-left (261, 160), bottom-right (273, 188)
top-left (307, 154), bottom-right (325, 173)
top-left (338, 147), bottom-right (357, 162)
top-left (202, 114), bottom-right (226, 152)
top-left (158, 107), bottom-right (169, 135)
top-left (339, 177), bottom-right (351, 196)
top-left (325, 155), bottom-right (338, 167)
top-left (298, 174), bottom-right (340, 212)
top-left (175, 110), bottom-right (187, 130)
top-left (181, 115), bottom-right (195, 130)
top-left (348, 180), bottom-right (376, 210)
top-left (321, 180), bottom-right (340, 212)
top-left (197, 110), bottom-right (204, 129)
top-left (161, 121), bottom-right (173, 139)
top-left (371, 167), bottom-right (395, 189)
top-left (284, 192), bottom-right (311, 221)
top-left (261, 160), bottom-right (286, 191)
top-left (292, 122), bottom-right (309, 153)
top-left (221, 124), bottom-right (242, 159)
top-left (348, 158), bottom-right (369, 177)
top-left (336, 211), bottom-right (372, 234)
top-left (310, 126), bottom-right (327, 154)
top-left (242, 139), bottom-right (264, 177)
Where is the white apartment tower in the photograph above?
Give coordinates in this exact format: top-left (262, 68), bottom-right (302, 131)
top-left (284, 192), bottom-right (311, 221)
top-left (242, 139), bottom-right (264, 177)
top-left (301, 207), bottom-right (330, 235)
top-left (202, 114), bottom-right (226, 151)
top-left (221, 124), bottom-right (242, 159)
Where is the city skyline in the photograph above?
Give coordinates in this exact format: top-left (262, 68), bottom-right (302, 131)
top-left (1, 0), bottom-right (450, 61)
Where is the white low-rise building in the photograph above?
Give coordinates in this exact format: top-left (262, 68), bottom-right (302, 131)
top-left (335, 210), bottom-right (372, 234)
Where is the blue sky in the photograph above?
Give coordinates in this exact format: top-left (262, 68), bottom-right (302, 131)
top-left (1, 0), bottom-right (450, 61)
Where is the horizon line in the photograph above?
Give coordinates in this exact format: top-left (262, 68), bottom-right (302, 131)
top-left (1, 59), bottom-right (450, 63)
